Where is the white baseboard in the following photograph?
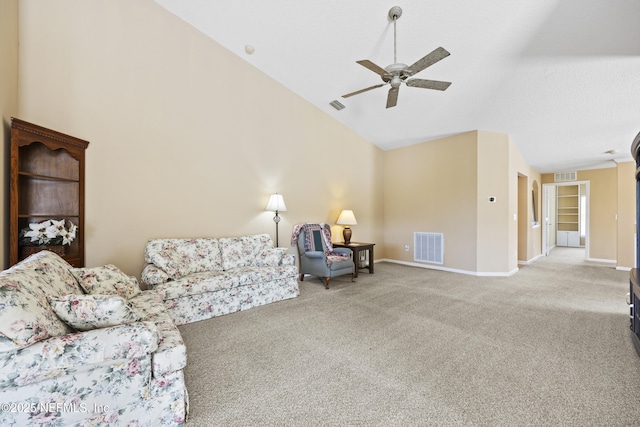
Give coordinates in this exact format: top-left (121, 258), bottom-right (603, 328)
top-left (518, 253), bottom-right (544, 266)
top-left (587, 257), bottom-right (616, 264)
top-left (378, 258), bottom-right (519, 277)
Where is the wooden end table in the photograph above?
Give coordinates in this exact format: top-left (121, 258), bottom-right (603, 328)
top-left (332, 242), bottom-right (375, 278)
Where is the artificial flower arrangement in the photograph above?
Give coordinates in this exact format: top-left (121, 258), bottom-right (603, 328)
top-left (19, 219), bottom-right (77, 246)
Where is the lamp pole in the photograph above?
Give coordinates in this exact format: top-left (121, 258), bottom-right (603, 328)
top-left (273, 210), bottom-right (281, 247)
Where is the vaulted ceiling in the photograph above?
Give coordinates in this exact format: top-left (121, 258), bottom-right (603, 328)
top-left (155, 0), bottom-right (640, 173)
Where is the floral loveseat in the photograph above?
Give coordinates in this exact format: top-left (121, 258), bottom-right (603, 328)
top-left (141, 234), bottom-right (299, 325)
top-left (0, 250), bottom-right (188, 426)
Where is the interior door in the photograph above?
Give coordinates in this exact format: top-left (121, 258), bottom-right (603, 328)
top-left (542, 184), bottom-right (555, 256)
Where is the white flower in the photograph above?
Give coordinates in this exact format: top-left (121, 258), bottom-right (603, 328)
top-left (24, 220), bottom-right (51, 244)
top-left (45, 219), bottom-right (66, 239)
top-left (20, 219), bottom-right (78, 246)
top-left (61, 230), bottom-right (74, 245)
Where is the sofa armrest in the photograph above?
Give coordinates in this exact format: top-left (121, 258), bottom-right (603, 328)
top-left (333, 248), bottom-right (352, 257)
top-left (303, 251), bottom-right (326, 259)
top-left (281, 253), bottom-right (296, 266)
top-left (141, 263), bottom-right (170, 287)
top-left (0, 321), bottom-right (159, 389)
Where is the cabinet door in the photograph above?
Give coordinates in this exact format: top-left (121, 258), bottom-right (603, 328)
top-left (557, 231), bottom-right (568, 246)
top-left (567, 232), bottom-right (580, 247)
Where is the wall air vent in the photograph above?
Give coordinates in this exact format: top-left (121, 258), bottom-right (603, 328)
top-left (414, 232), bottom-right (444, 264)
top-left (554, 171), bottom-right (577, 182)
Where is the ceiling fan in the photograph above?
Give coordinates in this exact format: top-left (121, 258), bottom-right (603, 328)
top-left (342, 6), bottom-right (452, 109)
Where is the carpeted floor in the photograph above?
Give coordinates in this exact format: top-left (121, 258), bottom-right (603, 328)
top-left (178, 252), bottom-right (640, 426)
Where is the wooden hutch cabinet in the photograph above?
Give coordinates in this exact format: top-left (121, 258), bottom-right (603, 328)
top-left (9, 118), bottom-right (89, 267)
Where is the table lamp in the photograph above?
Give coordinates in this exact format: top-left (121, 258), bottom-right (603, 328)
top-left (336, 210), bottom-right (357, 244)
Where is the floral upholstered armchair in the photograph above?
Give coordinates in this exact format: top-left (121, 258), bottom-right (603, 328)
top-left (292, 223), bottom-right (354, 289)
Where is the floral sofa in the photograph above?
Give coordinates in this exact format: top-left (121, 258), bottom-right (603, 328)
top-left (0, 250), bottom-right (188, 426)
top-left (141, 234), bottom-right (299, 325)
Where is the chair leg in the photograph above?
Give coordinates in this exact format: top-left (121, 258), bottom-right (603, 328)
top-left (324, 277), bottom-right (330, 290)
top-left (351, 273), bottom-right (355, 282)
top-left (300, 274), bottom-right (305, 281)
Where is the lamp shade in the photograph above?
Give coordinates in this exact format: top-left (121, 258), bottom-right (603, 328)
top-left (336, 210), bottom-right (357, 225)
top-left (266, 194), bottom-right (287, 212)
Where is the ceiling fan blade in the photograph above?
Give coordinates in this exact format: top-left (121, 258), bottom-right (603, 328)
top-left (342, 83), bottom-right (386, 98)
top-left (386, 87), bottom-right (399, 108)
top-left (406, 47), bottom-right (450, 75)
top-left (356, 60), bottom-right (389, 77)
top-left (406, 79), bottom-right (452, 91)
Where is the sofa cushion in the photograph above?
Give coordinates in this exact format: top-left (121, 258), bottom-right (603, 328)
top-left (252, 247), bottom-right (287, 267)
top-left (141, 263), bottom-right (170, 286)
top-left (219, 234), bottom-right (274, 270)
top-left (233, 265), bottom-right (299, 287)
top-left (0, 268), bottom-right (72, 351)
top-left (145, 238), bottom-right (223, 280)
top-left (151, 270), bottom-right (238, 301)
top-left (129, 291), bottom-right (187, 375)
top-left (71, 264), bottom-right (142, 299)
top-left (20, 250), bottom-right (84, 296)
top-left (48, 294), bottom-right (140, 331)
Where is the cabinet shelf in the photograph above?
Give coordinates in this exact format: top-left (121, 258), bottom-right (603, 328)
top-left (10, 118), bottom-right (89, 267)
top-left (556, 184), bottom-right (580, 247)
top-left (18, 214), bottom-right (79, 219)
top-left (18, 171), bottom-right (79, 183)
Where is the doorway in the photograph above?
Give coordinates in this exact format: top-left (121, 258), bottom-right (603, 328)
top-left (542, 181), bottom-right (590, 260)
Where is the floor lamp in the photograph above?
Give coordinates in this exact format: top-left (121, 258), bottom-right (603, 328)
top-left (266, 194), bottom-right (287, 247)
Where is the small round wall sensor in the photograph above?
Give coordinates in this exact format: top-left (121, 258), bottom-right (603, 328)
top-left (244, 45), bottom-right (255, 55)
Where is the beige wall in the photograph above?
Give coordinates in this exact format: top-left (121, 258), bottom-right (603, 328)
top-left (578, 168), bottom-right (618, 261)
top-left (383, 132), bottom-right (478, 272)
top-left (617, 161), bottom-right (635, 269)
top-left (17, 0), bottom-right (384, 277)
top-left (509, 138), bottom-right (542, 265)
top-left (0, 0), bottom-right (19, 269)
top-left (16, 1), bottom-right (626, 277)
top-left (477, 131), bottom-right (511, 273)
top-left (383, 130), bottom-right (535, 275)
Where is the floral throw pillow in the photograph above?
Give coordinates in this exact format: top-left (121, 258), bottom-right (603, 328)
top-left (252, 247), bottom-right (285, 267)
top-left (0, 271), bottom-right (72, 351)
top-left (48, 294), bottom-right (140, 331)
top-left (70, 265), bottom-right (141, 299)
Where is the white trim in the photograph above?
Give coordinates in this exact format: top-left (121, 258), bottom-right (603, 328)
top-left (379, 259), bottom-right (519, 277)
top-left (542, 180), bottom-right (590, 259)
top-left (586, 257), bottom-right (616, 264)
top-left (616, 266), bottom-right (632, 271)
top-left (518, 253), bottom-right (544, 266)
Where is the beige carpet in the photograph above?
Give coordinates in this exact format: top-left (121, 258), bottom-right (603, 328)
top-left (178, 255), bottom-right (640, 426)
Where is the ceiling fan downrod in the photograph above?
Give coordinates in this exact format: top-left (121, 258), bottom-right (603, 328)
top-left (389, 6), bottom-right (402, 64)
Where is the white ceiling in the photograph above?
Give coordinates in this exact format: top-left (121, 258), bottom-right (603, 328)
top-left (155, 0), bottom-right (640, 173)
